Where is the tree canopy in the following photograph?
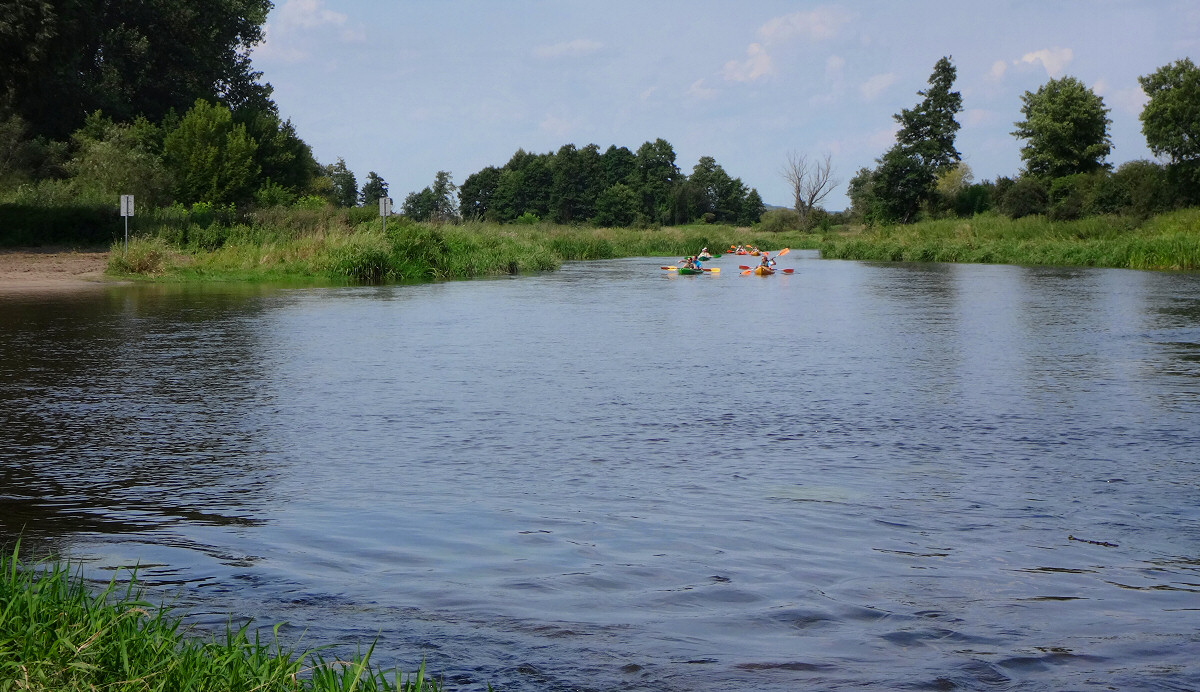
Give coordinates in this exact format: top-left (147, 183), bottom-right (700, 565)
top-left (1013, 76), bottom-right (1112, 179)
top-left (1, 0), bottom-right (273, 141)
top-left (1139, 58), bottom-right (1200, 165)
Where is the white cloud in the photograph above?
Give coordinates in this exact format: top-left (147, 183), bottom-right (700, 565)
top-left (1015, 48), bottom-right (1073, 78)
top-left (689, 79), bottom-right (718, 100)
top-left (1093, 78), bottom-right (1149, 115)
top-left (860, 72), bottom-right (897, 100)
top-left (723, 43), bottom-right (773, 82)
top-left (988, 60), bottom-right (1007, 81)
top-left (255, 0), bottom-right (360, 61)
top-left (759, 7), bottom-right (855, 43)
top-left (535, 39), bottom-right (603, 59)
top-left (275, 0), bottom-right (347, 31)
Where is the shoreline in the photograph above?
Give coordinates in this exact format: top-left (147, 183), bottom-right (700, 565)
top-left (0, 248), bottom-right (118, 294)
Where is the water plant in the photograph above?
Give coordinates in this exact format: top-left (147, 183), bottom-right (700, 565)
top-left (0, 545), bottom-right (442, 691)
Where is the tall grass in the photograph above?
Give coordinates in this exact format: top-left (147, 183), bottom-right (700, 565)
top-left (817, 209), bottom-right (1200, 270)
top-left (108, 217), bottom-right (814, 284)
top-left (0, 546), bottom-right (442, 692)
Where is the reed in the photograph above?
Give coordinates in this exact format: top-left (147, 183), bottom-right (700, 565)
top-left (0, 546), bottom-right (442, 692)
top-left (108, 217), bottom-right (816, 283)
top-left (817, 209), bottom-right (1200, 270)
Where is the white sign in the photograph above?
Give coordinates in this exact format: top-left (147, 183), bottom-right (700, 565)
top-left (379, 197), bottom-right (393, 216)
top-left (120, 195), bottom-right (135, 217)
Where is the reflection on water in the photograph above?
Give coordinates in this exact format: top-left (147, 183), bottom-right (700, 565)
top-left (2, 256), bottom-right (1199, 691)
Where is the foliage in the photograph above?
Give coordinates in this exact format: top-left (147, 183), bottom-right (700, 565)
top-left (254, 180), bottom-right (296, 208)
top-left (758, 207), bottom-right (802, 233)
top-left (853, 57), bottom-right (963, 224)
top-left (163, 99), bottom-right (260, 206)
top-left (0, 548), bottom-right (443, 691)
top-left (404, 171), bottom-right (457, 222)
top-left (1139, 58), bottom-right (1200, 165)
top-left (325, 157), bottom-right (358, 208)
top-left (1013, 76), bottom-right (1112, 178)
top-left (592, 183), bottom-right (640, 227)
top-left (0, 0), bottom-right (273, 141)
top-left (894, 56), bottom-right (963, 175)
top-left (66, 112), bottom-right (174, 207)
top-left (457, 140), bottom-right (761, 228)
top-left (360, 170), bottom-right (389, 206)
top-left (997, 176), bottom-right (1048, 218)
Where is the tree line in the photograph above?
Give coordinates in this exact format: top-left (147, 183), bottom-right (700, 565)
top-left (841, 56), bottom-right (1200, 226)
top-left (404, 140), bottom-right (765, 227)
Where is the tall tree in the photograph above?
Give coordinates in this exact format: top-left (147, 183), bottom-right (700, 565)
top-left (860, 56), bottom-right (962, 224)
top-left (325, 157), bottom-right (358, 207)
top-left (1013, 76), bottom-right (1112, 179)
top-left (162, 99), bottom-right (259, 206)
top-left (634, 138), bottom-right (680, 224)
top-left (895, 56), bottom-right (963, 174)
top-left (359, 171), bottom-right (388, 206)
top-left (2, 0), bottom-right (273, 140)
top-left (459, 165), bottom-right (501, 221)
top-left (429, 170), bottom-right (458, 222)
top-left (1138, 58), bottom-right (1200, 165)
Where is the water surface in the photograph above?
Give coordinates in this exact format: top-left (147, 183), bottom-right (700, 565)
top-left (2, 254), bottom-right (1198, 690)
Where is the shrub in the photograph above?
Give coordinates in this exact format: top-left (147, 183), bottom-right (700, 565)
top-left (998, 177), bottom-right (1049, 218)
top-left (758, 208), bottom-right (801, 233)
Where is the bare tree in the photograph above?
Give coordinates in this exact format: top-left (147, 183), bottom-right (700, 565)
top-left (780, 151), bottom-right (838, 225)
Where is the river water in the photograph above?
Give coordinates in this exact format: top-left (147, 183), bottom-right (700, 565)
top-left (2, 253), bottom-right (1198, 691)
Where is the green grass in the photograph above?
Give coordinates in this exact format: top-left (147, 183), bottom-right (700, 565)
top-left (107, 218), bottom-right (814, 284)
top-left (816, 209), bottom-right (1200, 270)
top-left (0, 545), bottom-right (443, 692)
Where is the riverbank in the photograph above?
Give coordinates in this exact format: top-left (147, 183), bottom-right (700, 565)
top-left (0, 247), bottom-right (116, 294)
top-left (0, 549), bottom-right (442, 691)
top-left (815, 208), bottom-right (1200, 270)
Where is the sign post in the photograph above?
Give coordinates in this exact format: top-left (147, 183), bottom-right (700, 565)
top-left (379, 196), bottom-right (392, 234)
top-left (119, 195), bottom-right (135, 255)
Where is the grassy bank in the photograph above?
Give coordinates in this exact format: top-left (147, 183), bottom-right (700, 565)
top-left (106, 213), bottom-right (811, 283)
top-left (0, 548), bottom-right (442, 692)
top-left (815, 208), bottom-right (1200, 270)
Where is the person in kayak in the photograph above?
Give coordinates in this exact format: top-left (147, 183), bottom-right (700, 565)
top-left (760, 252), bottom-right (776, 269)
top-left (698, 247), bottom-right (711, 260)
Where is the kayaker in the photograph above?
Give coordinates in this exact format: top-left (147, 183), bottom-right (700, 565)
top-left (760, 252), bottom-right (775, 269)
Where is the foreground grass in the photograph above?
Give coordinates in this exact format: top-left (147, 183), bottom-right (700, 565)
top-left (815, 208), bottom-right (1200, 271)
top-left (0, 547), bottom-right (442, 692)
top-left (106, 217), bottom-right (811, 283)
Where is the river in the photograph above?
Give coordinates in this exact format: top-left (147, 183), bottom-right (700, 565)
top-left (2, 252), bottom-right (1198, 691)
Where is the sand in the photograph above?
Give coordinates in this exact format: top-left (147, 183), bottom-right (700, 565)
top-left (0, 248), bottom-right (116, 294)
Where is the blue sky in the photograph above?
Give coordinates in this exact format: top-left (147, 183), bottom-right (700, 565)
top-left (251, 1), bottom-right (1199, 212)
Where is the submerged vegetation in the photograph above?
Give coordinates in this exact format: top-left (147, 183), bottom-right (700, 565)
top-left (0, 547), bottom-right (441, 692)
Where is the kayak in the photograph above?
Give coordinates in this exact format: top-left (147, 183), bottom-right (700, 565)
top-left (696, 254), bottom-right (721, 261)
top-left (753, 266), bottom-right (775, 276)
top-left (676, 267), bottom-right (706, 275)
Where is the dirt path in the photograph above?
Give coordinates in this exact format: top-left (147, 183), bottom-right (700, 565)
top-left (0, 248), bottom-right (118, 294)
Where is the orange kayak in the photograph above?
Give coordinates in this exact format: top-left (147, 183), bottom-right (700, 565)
top-left (753, 266), bottom-right (775, 276)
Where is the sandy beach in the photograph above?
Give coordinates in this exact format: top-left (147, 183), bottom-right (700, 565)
top-left (0, 248), bottom-right (115, 294)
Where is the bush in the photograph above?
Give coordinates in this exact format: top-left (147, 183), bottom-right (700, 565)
top-left (758, 208), bottom-right (801, 233)
top-left (514, 211), bottom-right (540, 225)
top-left (998, 177), bottom-right (1049, 218)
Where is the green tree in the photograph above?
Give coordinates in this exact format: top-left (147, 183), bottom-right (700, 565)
top-left (1013, 76), bottom-right (1112, 179)
top-left (402, 187), bottom-right (436, 221)
top-left (429, 170), bottom-right (458, 222)
top-left (325, 157), bottom-right (358, 207)
top-left (593, 183), bottom-right (640, 227)
top-left (2, 0), bottom-right (273, 141)
top-left (856, 57), bottom-right (962, 224)
top-left (162, 99), bottom-right (259, 206)
top-left (67, 112), bottom-right (173, 206)
top-left (634, 138), bottom-right (680, 224)
top-left (459, 165), bottom-right (501, 220)
top-left (895, 56), bottom-right (963, 175)
top-left (1139, 58), bottom-right (1200, 165)
top-left (237, 108), bottom-right (319, 196)
top-left (359, 171), bottom-right (388, 206)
